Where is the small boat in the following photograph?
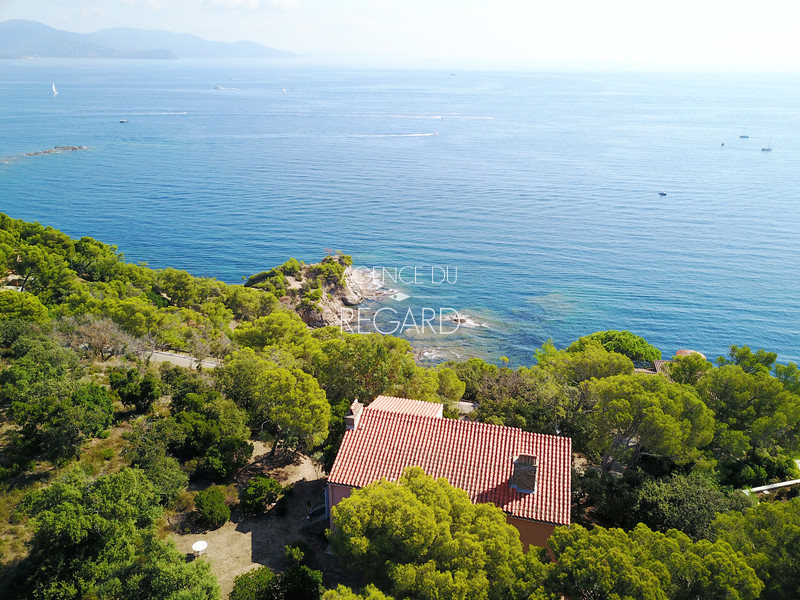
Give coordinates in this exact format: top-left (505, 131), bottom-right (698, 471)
top-left (762, 137), bottom-right (772, 151)
top-left (52, 83), bottom-right (58, 96)
top-left (739, 134), bottom-right (749, 139)
top-left (282, 87), bottom-right (287, 94)
top-left (120, 119), bottom-right (128, 123)
top-left (659, 191), bottom-right (667, 196)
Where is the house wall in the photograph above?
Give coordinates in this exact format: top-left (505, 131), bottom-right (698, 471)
top-left (507, 516), bottom-right (556, 551)
top-left (328, 483), bottom-right (353, 527)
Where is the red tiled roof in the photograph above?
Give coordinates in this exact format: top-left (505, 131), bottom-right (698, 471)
top-left (367, 395), bottom-right (443, 418)
top-left (328, 409), bottom-right (571, 525)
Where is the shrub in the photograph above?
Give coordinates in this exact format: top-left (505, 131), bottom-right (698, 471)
top-left (240, 476), bottom-right (283, 512)
top-left (109, 367), bottom-right (161, 413)
top-left (194, 485), bottom-right (230, 529)
top-left (285, 540), bottom-right (315, 566)
top-left (174, 490), bottom-right (195, 513)
top-left (230, 566), bottom-right (275, 600)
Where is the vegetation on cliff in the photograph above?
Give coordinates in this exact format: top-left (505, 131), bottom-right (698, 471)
top-left (1, 214), bottom-right (800, 599)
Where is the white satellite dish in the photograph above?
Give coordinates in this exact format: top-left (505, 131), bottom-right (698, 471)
top-left (192, 540), bottom-right (208, 555)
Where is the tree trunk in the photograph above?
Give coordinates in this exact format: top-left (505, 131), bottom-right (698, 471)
top-left (270, 433), bottom-right (282, 456)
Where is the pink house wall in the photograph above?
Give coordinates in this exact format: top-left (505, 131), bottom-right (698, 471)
top-left (507, 516), bottom-right (556, 551)
top-left (328, 483), bottom-right (353, 527)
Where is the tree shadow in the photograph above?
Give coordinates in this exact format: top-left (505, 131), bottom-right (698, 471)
top-left (232, 477), bottom-right (364, 589)
top-left (237, 450), bottom-right (305, 484)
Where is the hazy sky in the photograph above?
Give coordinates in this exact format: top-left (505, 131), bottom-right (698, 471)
top-left (2, 0), bottom-right (799, 70)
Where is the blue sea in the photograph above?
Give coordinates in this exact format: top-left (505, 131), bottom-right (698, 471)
top-left (2, 59), bottom-right (800, 365)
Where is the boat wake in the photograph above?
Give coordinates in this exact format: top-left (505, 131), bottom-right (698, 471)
top-left (387, 115), bottom-right (444, 119)
top-left (350, 133), bottom-right (439, 138)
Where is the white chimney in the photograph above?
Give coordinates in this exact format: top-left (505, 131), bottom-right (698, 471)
top-left (345, 400), bottom-right (364, 430)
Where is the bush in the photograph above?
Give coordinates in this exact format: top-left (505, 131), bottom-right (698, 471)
top-left (276, 565), bottom-right (324, 600)
top-left (194, 485), bottom-right (230, 529)
top-left (240, 476), bottom-right (283, 512)
top-left (174, 490), bottom-right (195, 513)
top-left (109, 367), bottom-right (161, 413)
top-left (229, 564), bottom-right (323, 600)
top-left (230, 566), bottom-right (275, 600)
top-left (285, 540), bottom-right (315, 566)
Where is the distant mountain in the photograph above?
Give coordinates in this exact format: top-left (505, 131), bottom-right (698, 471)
top-left (0, 20), bottom-right (297, 59)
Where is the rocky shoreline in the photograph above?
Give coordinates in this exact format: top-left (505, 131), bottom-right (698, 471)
top-left (288, 265), bottom-right (386, 328)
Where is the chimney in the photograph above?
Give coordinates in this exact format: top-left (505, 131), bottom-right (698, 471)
top-left (345, 400), bottom-right (364, 430)
top-left (510, 455), bottom-right (538, 494)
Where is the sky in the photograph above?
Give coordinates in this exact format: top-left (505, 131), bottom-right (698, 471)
top-left (1, 0), bottom-right (799, 70)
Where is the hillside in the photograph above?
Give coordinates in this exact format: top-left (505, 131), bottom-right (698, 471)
top-left (0, 19), bottom-right (297, 59)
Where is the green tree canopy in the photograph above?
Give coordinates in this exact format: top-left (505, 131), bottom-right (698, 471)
top-left (323, 585), bottom-right (395, 600)
top-left (313, 333), bottom-right (421, 405)
top-left (109, 366), bottom-right (162, 413)
top-left (535, 523), bottom-right (762, 600)
top-left (12, 467), bottom-right (219, 600)
top-left (584, 373), bottom-right (715, 470)
top-left (166, 391), bottom-right (253, 481)
top-left (716, 344), bottom-right (778, 375)
top-left (468, 341), bottom-right (635, 456)
top-left (696, 364), bottom-right (800, 484)
top-left (215, 347), bottom-right (330, 454)
top-left (0, 290), bottom-right (49, 324)
top-left (330, 466), bottom-right (523, 600)
top-left (240, 475), bottom-right (282, 512)
top-left (231, 310), bottom-right (318, 364)
top-left (632, 470), bottom-right (754, 540)
top-left (569, 330), bottom-right (662, 362)
top-left (441, 357), bottom-right (499, 403)
top-left (258, 366), bottom-right (331, 454)
top-left (230, 566), bottom-right (275, 600)
top-left (712, 497), bottom-right (800, 600)
top-left (123, 418), bottom-right (190, 505)
top-left (667, 352), bottom-right (712, 385)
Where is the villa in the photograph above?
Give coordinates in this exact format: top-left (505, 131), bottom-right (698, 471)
top-left (327, 395), bottom-right (572, 549)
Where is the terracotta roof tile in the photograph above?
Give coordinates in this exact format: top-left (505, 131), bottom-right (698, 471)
top-left (328, 408), bottom-right (571, 525)
top-left (367, 395), bottom-right (444, 418)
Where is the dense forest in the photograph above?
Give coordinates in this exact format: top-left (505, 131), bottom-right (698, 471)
top-left (0, 213), bottom-right (798, 600)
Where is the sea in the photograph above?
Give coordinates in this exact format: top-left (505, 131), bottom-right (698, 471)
top-left (2, 58), bottom-right (799, 366)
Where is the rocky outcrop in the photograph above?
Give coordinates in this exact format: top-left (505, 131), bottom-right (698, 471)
top-left (292, 266), bottom-right (380, 328)
top-left (24, 146), bottom-right (88, 156)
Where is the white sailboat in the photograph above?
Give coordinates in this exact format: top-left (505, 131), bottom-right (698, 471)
top-left (762, 136), bottom-right (772, 152)
top-left (52, 83), bottom-right (58, 96)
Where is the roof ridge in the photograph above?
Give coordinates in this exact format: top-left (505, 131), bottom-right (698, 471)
top-left (363, 409), bottom-right (570, 441)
